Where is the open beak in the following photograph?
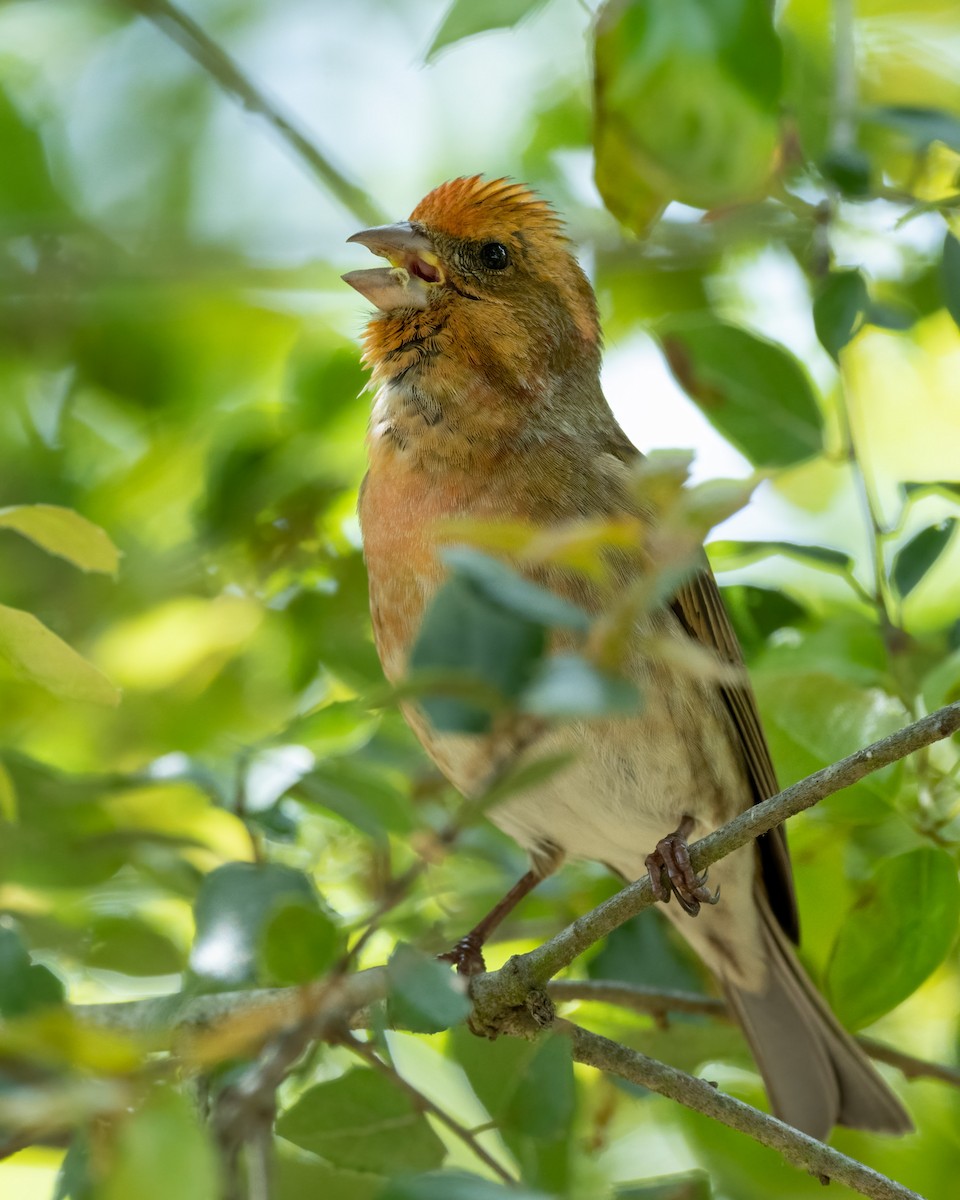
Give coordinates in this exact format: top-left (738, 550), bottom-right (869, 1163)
top-left (342, 222), bottom-right (445, 312)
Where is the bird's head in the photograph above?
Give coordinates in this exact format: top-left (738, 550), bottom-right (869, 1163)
top-left (344, 177), bottom-right (601, 398)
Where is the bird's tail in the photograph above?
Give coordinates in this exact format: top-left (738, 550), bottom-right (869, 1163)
top-left (723, 893), bottom-right (913, 1140)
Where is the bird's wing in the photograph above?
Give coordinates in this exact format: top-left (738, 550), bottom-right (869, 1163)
top-left (671, 563), bottom-right (800, 943)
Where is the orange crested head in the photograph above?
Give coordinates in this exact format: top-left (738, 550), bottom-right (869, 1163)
top-left (343, 178), bottom-right (606, 442)
top-left (409, 175), bottom-right (564, 242)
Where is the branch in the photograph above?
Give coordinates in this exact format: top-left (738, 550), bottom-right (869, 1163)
top-left (125, 0), bottom-right (385, 226)
top-left (548, 980), bottom-right (960, 1089)
top-left (558, 1020), bottom-right (923, 1200)
top-left (471, 700), bottom-right (960, 1008)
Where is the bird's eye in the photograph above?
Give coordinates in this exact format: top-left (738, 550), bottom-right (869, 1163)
top-left (479, 242), bottom-right (510, 270)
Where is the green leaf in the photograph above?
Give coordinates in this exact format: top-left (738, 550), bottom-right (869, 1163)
top-left (260, 902), bottom-right (342, 986)
top-left (866, 105), bottom-right (960, 154)
top-left (900, 480), bottom-right (960, 503)
top-left (190, 862), bottom-right (319, 988)
top-left (940, 233), bottom-right (960, 331)
top-left (82, 915), bottom-right (186, 977)
top-left (0, 504), bottom-right (119, 574)
top-left (410, 547), bottom-right (586, 736)
top-left (813, 270), bottom-right (869, 361)
top-left (616, 1173), bottom-right (712, 1200)
top-left (441, 549), bottom-right (590, 631)
top-left (275, 1142), bottom-right (383, 1200)
top-left (520, 653), bottom-right (641, 718)
top-left (54, 1134), bottom-right (94, 1200)
top-left (100, 1087), bottom-right (218, 1200)
top-left (0, 603), bottom-right (121, 705)
top-left (0, 925), bottom-right (64, 1017)
top-left (378, 1171), bottom-right (551, 1200)
top-left (276, 1068), bottom-right (446, 1174)
top-left (819, 147), bottom-right (872, 198)
top-left (386, 943), bottom-right (471, 1033)
top-left (451, 1027), bottom-right (575, 1141)
top-left (657, 319), bottom-right (823, 467)
top-left (719, 585), bottom-right (806, 654)
top-left (891, 518), bottom-right (957, 598)
top-left (826, 848), bottom-right (960, 1029)
top-left (594, 0), bottom-right (781, 230)
top-left (426, 0), bottom-right (547, 61)
top-left (708, 539), bottom-right (852, 573)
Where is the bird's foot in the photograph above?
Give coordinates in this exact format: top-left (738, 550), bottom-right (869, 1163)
top-left (645, 815), bottom-right (720, 917)
top-left (438, 934), bottom-right (487, 977)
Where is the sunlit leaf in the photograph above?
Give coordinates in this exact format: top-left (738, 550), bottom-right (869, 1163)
top-left (0, 504), bottom-right (119, 574)
top-left (426, 0), bottom-right (547, 61)
top-left (276, 1068), bottom-right (445, 1173)
top-left (826, 848), bottom-right (960, 1029)
top-left (100, 1087), bottom-right (218, 1200)
top-left (708, 539), bottom-right (852, 573)
top-left (387, 943), bottom-right (471, 1033)
top-left (657, 319), bottom-right (823, 467)
top-left (0, 604), bottom-right (120, 705)
top-left (595, 0), bottom-right (781, 229)
top-left (891, 518), bottom-right (957, 598)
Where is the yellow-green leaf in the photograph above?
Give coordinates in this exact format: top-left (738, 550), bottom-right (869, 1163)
top-left (0, 604), bottom-right (121, 705)
top-left (0, 504), bottom-right (119, 574)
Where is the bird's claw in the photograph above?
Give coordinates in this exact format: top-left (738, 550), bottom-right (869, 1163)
top-left (437, 934), bottom-right (487, 977)
top-left (645, 818), bottom-right (720, 917)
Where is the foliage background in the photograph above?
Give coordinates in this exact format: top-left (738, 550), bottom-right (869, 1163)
top-left (1, 0), bottom-right (959, 1198)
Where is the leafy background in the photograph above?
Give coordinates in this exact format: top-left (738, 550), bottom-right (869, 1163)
top-left (1, 0), bottom-right (960, 1197)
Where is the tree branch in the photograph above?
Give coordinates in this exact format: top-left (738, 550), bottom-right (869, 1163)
top-left (471, 699), bottom-right (960, 1010)
top-left (557, 1020), bottom-right (923, 1200)
top-left (548, 980), bottom-right (960, 1089)
top-left (125, 0), bottom-right (385, 226)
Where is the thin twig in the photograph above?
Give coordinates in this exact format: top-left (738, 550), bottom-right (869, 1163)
top-left (558, 1020), bottom-right (922, 1200)
top-left (343, 1034), bottom-right (518, 1186)
top-left (548, 980), bottom-right (960, 1089)
top-left (125, 0), bottom-right (385, 226)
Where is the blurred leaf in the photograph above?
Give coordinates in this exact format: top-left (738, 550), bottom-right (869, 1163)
top-left (260, 902), bottom-right (341, 986)
top-left (616, 1173), bottom-right (712, 1200)
top-left (426, 0), bottom-right (547, 60)
top-left (595, 0), bottom-right (781, 230)
top-left (709, 539), bottom-right (852, 573)
top-left (0, 87), bottom-right (66, 220)
top-left (891, 519), bottom-right (957, 598)
top-left (658, 319), bottom-right (823, 467)
top-left (589, 912), bottom-right (704, 993)
top-left (813, 270), bottom-right (868, 361)
top-left (190, 862), bottom-right (318, 988)
top-left (379, 1171), bottom-right (551, 1199)
top-left (0, 505), bottom-right (119, 575)
top-left (441, 548), bottom-right (590, 631)
top-left (450, 1027), bottom-right (575, 1141)
top-left (386, 943), bottom-right (471, 1033)
top-left (719, 585), bottom-right (806, 653)
top-left (54, 1133), bottom-right (94, 1200)
top-left (410, 557), bottom-right (559, 734)
top-left (276, 1068), bottom-right (445, 1173)
top-left (826, 848), bottom-right (960, 1030)
top-left (276, 1142), bottom-right (383, 1200)
top-left (100, 1087), bottom-right (218, 1200)
top-left (865, 105), bottom-right (960, 155)
top-left (296, 757), bottom-right (414, 841)
top-left (0, 925), bottom-right (64, 1017)
top-left (520, 653), bottom-right (641, 718)
top-left (83, 915), bottom-right (185, 977)
top-left (819, 147), bottom-right (872, 198)
top-left (0, 604), bottom-right (121, 705)
top-left (940, 233), bottom-right (960, 330)
top-left (900, 480), bottom-right (960, 503)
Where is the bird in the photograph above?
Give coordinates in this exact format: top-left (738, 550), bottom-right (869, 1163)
top-left (342, 175), bottom-right (912, 1140)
